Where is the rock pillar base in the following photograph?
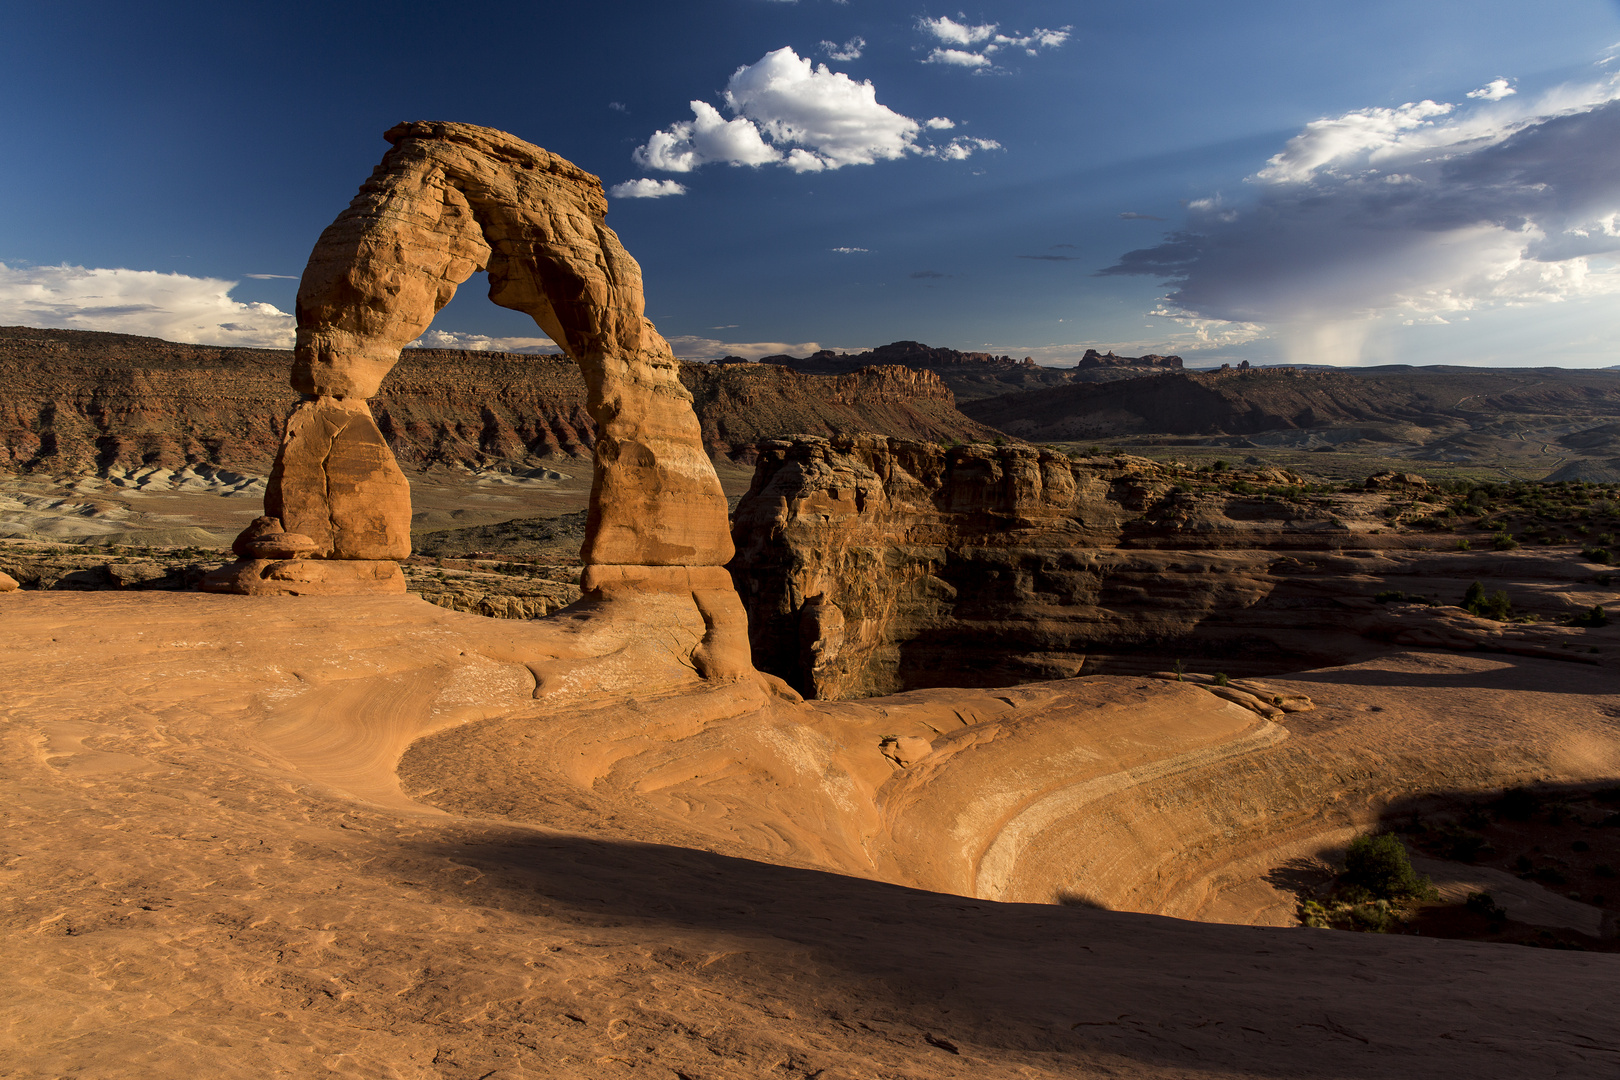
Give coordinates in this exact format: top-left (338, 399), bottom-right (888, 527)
top-left (580, 565), bottom-right (752, 679)
top-left (200, 559), bottom-right (406, 597)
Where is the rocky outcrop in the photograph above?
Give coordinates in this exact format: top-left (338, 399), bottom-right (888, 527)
top-left (1076, 348), bottom-right (1182, 369)
top-left (728, 435), bottom-right (1617, 699)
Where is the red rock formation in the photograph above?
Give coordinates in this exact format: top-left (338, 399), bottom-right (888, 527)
top-left (207, 122), bottom-right (746, 658)
top-left (728, 435), bottom-right (1614, 699)
top-left (1075, 348), bottom-right (1183, 369)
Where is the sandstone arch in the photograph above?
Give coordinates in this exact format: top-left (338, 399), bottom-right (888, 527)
top-left (211, 121), bottom-right (749, 677)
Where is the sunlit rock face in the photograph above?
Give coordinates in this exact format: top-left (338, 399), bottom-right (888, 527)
top-left (209, 122), bottom-right (743, 667)
top-left (728, 435), bottom-right (1603, 700)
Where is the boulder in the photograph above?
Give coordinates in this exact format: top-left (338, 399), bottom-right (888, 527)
top-left (0, 570), bottom-right (17, 592)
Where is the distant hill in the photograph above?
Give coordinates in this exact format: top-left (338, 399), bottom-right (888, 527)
top-left (758, 340), bottom-right (1063, 402)
top-left (963, 365), bottom-right (1620, 441)
top-left (0, 326), bottom-right (998, 475)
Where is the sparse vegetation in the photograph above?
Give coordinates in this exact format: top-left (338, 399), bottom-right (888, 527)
top-left (1570, 604), bottom-right (1609, 628)
top-left (1298, 833), bottom-right (1435, 933)
top-left (1342, 833), bottom-right (1436, 901)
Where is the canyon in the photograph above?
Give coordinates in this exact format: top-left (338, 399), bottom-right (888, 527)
top-left (729, 436), bottom-right (1620, 700)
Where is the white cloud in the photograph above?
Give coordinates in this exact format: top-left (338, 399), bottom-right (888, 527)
top-left (926, 48), bottom-right (992, 68)
top-left (1253, 99), bottom-right (1454, 184)
top-left (819, 36), bottom-right (864, 61)
top-left (830, 246), bottom-right (868, 253)
top-left (406, 329), bottom-right (562, 353)
top-left (932, 136), bottom-right (1001, 160)
top-left (632, 47), bottom-right (998, 177)
top-left (634, 99), bottom-right (782, 172)
top-left (920, 16), bottom-right (996, 46)
top-left (665, 335), bottom-right (825, 361)
top-left (925, 116), bottom-right (956, 130)
top-left (1468, 78), bottom-right (1516, 101)
top-left (1103, 73), bottom-right (1620, 364)
top-left (918, 16), bottom-right (1070, 68)
top-left (725, 48), bottom-right (918, 169)
top-left (0, 263), bottom-right (296, 347)
top-left (609, 178), bottom-right (688, 198)
top-left (244, 272), bottom-right (298, 280)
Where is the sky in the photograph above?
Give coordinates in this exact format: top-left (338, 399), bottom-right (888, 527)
top-left (4, 0), bottom-right (1620, 368)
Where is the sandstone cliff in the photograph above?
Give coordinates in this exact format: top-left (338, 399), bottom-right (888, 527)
top-left (0, 326), bottom-right (996, 474)
top-left (728, 435), bottom-right (1616, 699)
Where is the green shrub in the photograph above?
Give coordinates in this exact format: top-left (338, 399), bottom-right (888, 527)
top-left (1493, 533), bottom-right (1519, 551)
top-left (1582, 547), bottom-right (1614, 565)
top-left (1342, 833), bottom-right (1435, 900)
top-left (1571, 604), bottom-right (1609, 628)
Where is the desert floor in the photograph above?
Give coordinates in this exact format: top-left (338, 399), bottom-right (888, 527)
top-left (5, 590), bottom-right (1620, 1079)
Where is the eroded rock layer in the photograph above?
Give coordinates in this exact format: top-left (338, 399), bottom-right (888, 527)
top-left (0, 326), bottom-right (992, 474)
top-left (729, 435), bottom-right (1618, 699)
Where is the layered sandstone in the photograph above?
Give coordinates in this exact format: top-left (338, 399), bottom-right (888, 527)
top-left (729, 435), bottom-right (1619, 699)
top-left (0, 326), bottom-right (993, 474)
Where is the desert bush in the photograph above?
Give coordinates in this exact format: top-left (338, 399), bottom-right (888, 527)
top-left (1584, 547), bottom-right (1615, 565)
top-left (1342, 834), bottom-right (1435, 901)
top-left (1570, 604), bottom-right (1608, 628)
top-left (1493, 533), bottom-right (1519, 551)
top-left (1461, 582), bottom-right (1512, 619)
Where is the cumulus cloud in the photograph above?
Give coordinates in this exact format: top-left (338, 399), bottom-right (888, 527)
top-left (0, 263), bottom-right (296, 347)
top-left (1102, 73), bottom-right (1620, 363)
top-left (935, 136), bottom-right (1000, 160)
top-left (664, 335), bottom-right (828, 361)
top-left (1468, 78), bottom-right (1516, 101)
top-left (921, 16), bottom-right (994, 45)
top-left (819, 36), bottom-right (864, 61)
top-left (634, 47), bottom-right (997, 176)
top-left (405, 330), bottom-right (561, 353)
top-left (634, 99), bottom-right (783, 172)
top-left (608, 178), bottom-right (688, 198)
top-left (925, 116), bottom-right (956, 130)
top-left (926, 48), bottom-right (991, 68)
top-left (919, 15), bottom-right (1070, 68)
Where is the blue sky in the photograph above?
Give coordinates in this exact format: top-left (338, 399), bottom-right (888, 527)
top-left (4, 0), bottom-right (1620, 367)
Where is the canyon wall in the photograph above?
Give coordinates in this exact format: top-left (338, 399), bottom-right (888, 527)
top-left (0, 326), bottom-right (994, 474)
top-left (727, 435), bottom-right (1607, 699)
